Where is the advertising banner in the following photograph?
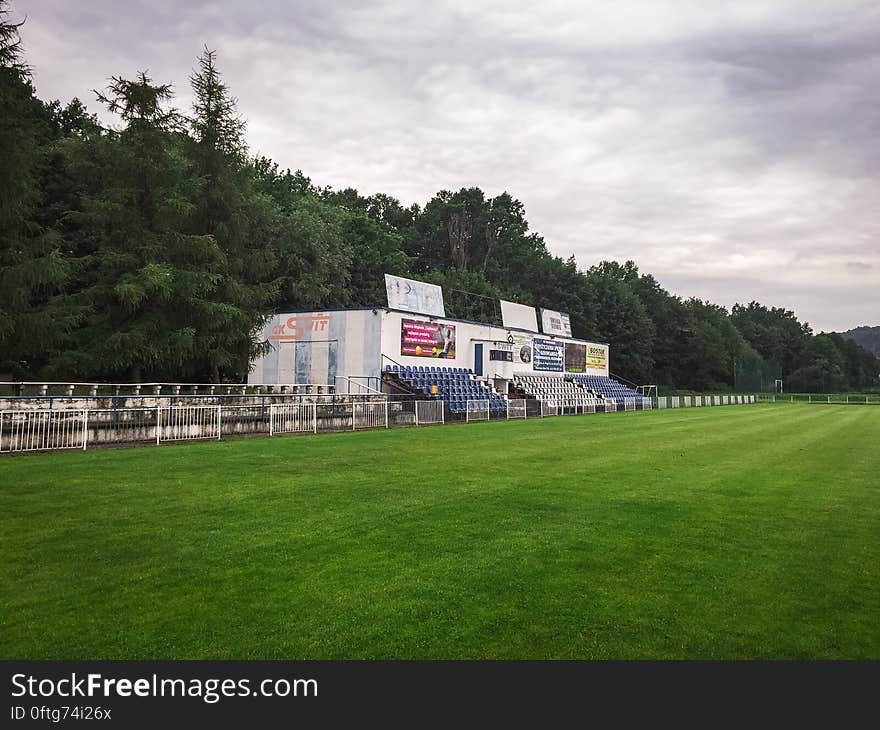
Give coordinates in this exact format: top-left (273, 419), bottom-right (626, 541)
top-left (533, 337), bottom-right (564, 372)
top-left (587, 343), bottom-right (608, 370)
top-left (540, 309), bottom-right (572, 338)
top-left (512, 334), bottom-right (533, 366)
top-left (385, 274), bottom-right (446, 317)
top-left (564, 342), bottom-right (587, 373)
top-left (400, 319), bottom-right (456, 359)
top-left (500, 300), bottom-right (538, 332)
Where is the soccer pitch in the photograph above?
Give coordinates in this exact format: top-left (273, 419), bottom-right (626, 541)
top-left (1, 404), bottom-right (878, 659)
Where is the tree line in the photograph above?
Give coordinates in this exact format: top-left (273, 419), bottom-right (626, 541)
top-left (1, 4), bottom-right (877, 392)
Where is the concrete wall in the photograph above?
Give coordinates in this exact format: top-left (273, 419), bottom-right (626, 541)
top-left (249, 309), bottom-right (383, 390)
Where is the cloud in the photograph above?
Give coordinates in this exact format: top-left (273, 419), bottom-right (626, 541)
top-left (15, 0), bottom-right (880, 330)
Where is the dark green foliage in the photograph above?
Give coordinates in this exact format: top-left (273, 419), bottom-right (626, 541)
top-left (60, 72), bottom-right (227, 381)
top-left (0, 2), bottom-right (78, 377)
top-left (423, 269), bottom-right (504, 323)
top-left (186, 48), bottom-right (279, 381)
top-left (0, 2), bottom-right (877, 389)
top-left (581, 262), bottom-right (655, 382)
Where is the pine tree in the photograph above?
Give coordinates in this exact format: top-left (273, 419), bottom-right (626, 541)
top-left (63, 72), bottom-right (227, 381)
top-left (187, 48), bottom-right (278, 382)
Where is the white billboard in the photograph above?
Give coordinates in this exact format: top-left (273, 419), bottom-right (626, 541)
top-left (540, 308), bottom-right (572, 338)
top-left (500, 300), bottom-right (538, 332)
top-left (384, 274), bottom-right (445, 317)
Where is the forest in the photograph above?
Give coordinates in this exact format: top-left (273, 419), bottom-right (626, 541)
top-left (1, 4), bottom-right (877, 392)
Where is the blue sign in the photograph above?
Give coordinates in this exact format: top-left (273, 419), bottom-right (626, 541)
top-left (533, 338), bottom-right (564, 372)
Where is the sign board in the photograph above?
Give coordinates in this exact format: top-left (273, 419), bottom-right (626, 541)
top-left (540, 309), bottom-right (572, 338)
top-left (268, 313), bottom-right (332, 341)
top-left (564, 342), bottom-right (587, 373)
top-left (400, 319), bottom-right (456, 359)
top-left (512, 334), bottom-right (533, 366)
top-left (500, 300), bottom-right (538, 332)
top-left (587, 343), bottom-right (608, 370)
top-left (533, 338), bottom-right (564, 372)
top-left (385, 274), bottom-right (445, 317)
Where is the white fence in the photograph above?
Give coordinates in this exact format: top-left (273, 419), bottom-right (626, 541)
top-left (0, 392), bottom-right (762, 454)
top-left (0, 409), bottom-right (87, 452)
top-left (270, 403), bottom-right (316, 435)
top-left (507, 399), bottom-right (527, 419)
top-left (353, 402), bottom-right (388, 430)
top-left (538, 399), bottom-right (600, 415)
top-left (415, 400), bottom-right (444, 425)
top-left (466, 399), bottom-right (489, 422)
top-left (88, 407), bottom-right (157, 445)
top-left (655, 394), bottom-right (762, 409)
top-left (158, 405), bottom-right (221, 442)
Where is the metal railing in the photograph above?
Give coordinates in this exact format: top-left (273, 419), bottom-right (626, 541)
top-left (415, 401), bottom-right (444, 425)
top-left (269, 403), bottom-right (316, 435)
top-left (506, 399), bottom-right (527, 419)
top-left (158, 405), bottom-right (221, 443)
top-left (0, 409), bottom-right (88, 452)
top-left (0, 381), bottom-right (335, 398)
top-left (0, 393), bottom-right (762, 455)
top-left (756, 393), bottom-right (880, 404)
top-left (334, 375), bottom-right (384, 395)
top-left (466, 399), bottom-right (490, 422)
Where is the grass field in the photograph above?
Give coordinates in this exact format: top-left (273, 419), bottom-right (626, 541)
top-left (1, 404), bottom-right (878, 659)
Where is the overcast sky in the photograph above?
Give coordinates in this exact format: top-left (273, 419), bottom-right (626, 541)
top-left (15, 0), bottom-right (880, 331)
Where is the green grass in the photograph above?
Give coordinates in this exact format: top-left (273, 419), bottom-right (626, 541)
top-left (1, 404), bottom-right (878, 659)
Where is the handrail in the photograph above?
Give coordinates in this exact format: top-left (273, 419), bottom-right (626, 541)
top-left (381, 354), bottom-right (407, 371)
top-left (609, 371), bottom-right (641, 389)
top-left (333, 375), bottom-right (385, 396)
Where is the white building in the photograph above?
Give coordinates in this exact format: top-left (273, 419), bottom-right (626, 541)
top-left (248, 307), bottom-right (610, 395)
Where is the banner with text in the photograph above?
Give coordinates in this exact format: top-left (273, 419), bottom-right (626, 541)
top-left (587, 343), bottom-right (608, 371)
top-left (400, 320), bottom-right (456, 359)
top-left (540, 309), bottom-right (572, 338)
top-left (533, 338), bottom-right (564, 372)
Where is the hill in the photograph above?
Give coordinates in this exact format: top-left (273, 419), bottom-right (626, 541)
top-left (841, 326), bottom-right (880, 357)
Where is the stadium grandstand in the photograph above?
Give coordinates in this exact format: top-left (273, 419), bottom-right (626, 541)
top-left (512, 374), bottom-right (607, 410)
top-left (248, 275), bottom-right (618, 401)
top-left (384, 365), bottom-right (508, 414)
top-left (566, 374), bottom-right (646, 408)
